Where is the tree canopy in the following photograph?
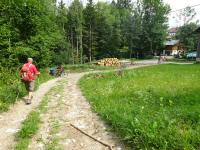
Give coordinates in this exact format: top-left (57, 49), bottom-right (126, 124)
top-left (0, 0), bottom-right (170, 68)
top-left (176, 23), bottom-right (199, 51)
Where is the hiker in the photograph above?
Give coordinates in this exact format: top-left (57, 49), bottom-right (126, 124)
top-left (56, 65), bottom-right (64, 77)
top-left (49, 67), bottom-right (56, 76)
top-left (158, 55), bottom-right (162, 64)
top-left (21, 58), bottom-right (40, 104)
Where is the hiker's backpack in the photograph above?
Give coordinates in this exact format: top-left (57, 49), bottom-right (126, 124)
top-left (21, 64), bottom-right (33, 81)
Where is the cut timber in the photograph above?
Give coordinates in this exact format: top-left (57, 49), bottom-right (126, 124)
top-left (97, 58), bottom-right (121, 67)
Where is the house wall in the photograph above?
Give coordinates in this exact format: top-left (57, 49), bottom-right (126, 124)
top-left (164, 45), bottom-right (183, 56)
top-left (166, 45), bottom-right (178, 51)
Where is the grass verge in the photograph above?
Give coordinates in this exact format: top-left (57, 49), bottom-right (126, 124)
top-left (15, 111), bottom-right (40, 150)
top-left (80, 64), bottom-right (200, 149)
top-left (64, 64), bottom-right (116, 73)
top-left (166, 58), bottom-right (195, 63)
top-left (14, 81), bottom-right (64, 150)
top-left (46, 120), bottom-right (61, 150)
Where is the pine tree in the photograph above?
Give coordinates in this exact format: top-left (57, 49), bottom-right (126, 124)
top-left (67, 0), bottom-right (84, 64)
top-left (83, 0), bottom-right (96, 62)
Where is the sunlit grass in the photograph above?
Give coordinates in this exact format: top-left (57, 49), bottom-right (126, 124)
top-left (80, 64), bottom-right (200, 149)
top-left (64, 64), bottom-right (116, 73)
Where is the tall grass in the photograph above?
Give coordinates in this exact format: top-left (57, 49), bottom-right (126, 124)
top-left (0, 67), bottom-right (53, 112)
top-left (80, 64), bottom-right (200, 149)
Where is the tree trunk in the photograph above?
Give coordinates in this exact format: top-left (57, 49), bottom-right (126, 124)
top-left (63, 23), bottom-right (65, 33)
top-left (80, 33), bottom-right (83, 64)
top-left (129, 41), bottom-right (133, 59)
top-left (196, 35), bottom-right (200, 62)
top-left (8, 37), bottom-right (11, 51)
top-left (76, 36), bottom-right (79, 64)
top-left (89, 24), bottom-right (92, 62)
top-left (148, 36), bottom-right (153, 55)
top-left (71, 28), bottom-right (74, 64)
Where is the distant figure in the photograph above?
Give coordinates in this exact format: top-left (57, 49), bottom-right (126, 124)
top-left (56, 65), bottom-right (64, 77)
top-left (21, 58), bottom-right (40, 104)
top-left (162, 55), bottom-right (167, 61)
top-left (158, 56), bottom-right (162, 64)
top-left (116, 63), bottom-right (126, 77)
top-left (50, 67), bottom-right (56, 76)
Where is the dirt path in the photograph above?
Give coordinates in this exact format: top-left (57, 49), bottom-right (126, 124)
top-left (28, 73), bottom-right (124, 150)
top-left (0, 64), bottom-right (156, 150)
top-left (0, 78), bottom-right (61, 150)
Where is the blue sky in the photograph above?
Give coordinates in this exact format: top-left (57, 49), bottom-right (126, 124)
top-left (62, 0), bottom-right (200, 27)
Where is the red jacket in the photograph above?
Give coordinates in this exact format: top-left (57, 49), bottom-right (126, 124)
top-left (22, 63), bottom-right (39, 81)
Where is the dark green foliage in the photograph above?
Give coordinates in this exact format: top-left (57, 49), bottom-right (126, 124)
top-left (0, 0), bottom-right (68, 111)
top-left (83, 0), bottom-right (97, 62)
top-left (95, 2), bottom-right (121, 59)
top-left (0, 0), bottom-right (70, 67)
top-left (80, 64), bottom-right (200, 149)
top-left (132, 0), bottom-right (170, 57)
top-left (0, 0), bottom-right (170, 111)
top-left (66, 0), bottom-right (84, 64)
top-left (176, 23), bottom-right (199, 51)
top-left (0, 0), bottom-right (170, 65)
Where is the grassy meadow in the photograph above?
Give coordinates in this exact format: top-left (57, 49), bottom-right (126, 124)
top-left (80, 64), bottom-right (200, 149)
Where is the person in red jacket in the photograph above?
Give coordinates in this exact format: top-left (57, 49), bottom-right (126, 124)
top-left (21, 58), bottom-right (40, 104)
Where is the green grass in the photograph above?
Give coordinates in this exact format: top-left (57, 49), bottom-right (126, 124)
top-left (46, 120), bottom-right (62, 150)
top-left (166, 58), bottom-right (195, 63)
top-left (15, 111), bottom-right (40, 150)
top-left (64, 64), bottom-right (116, 73)
top-left (0, 68), bottom-right (53, 112)
top-left (80, 64), bottom-right (200, 149)
top-left (14, 82), bottom-right (64, 150)
top-left (14, 94), bottom-right (49, 150)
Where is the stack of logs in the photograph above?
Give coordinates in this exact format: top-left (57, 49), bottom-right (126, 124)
top-left (97, 58), bottom-right (121, 67)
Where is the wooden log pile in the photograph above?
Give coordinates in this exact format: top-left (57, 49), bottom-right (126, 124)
top-left (97, 58), bottom-right (121, 67)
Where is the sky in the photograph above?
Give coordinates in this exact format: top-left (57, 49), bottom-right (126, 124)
top-left (62, 0), bottom-right (200, 27)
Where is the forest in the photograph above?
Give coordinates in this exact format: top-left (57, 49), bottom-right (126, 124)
top-left (1, 1), bottom-right (200, 149)
top-left (0, 0), bottom-right (170, 68)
